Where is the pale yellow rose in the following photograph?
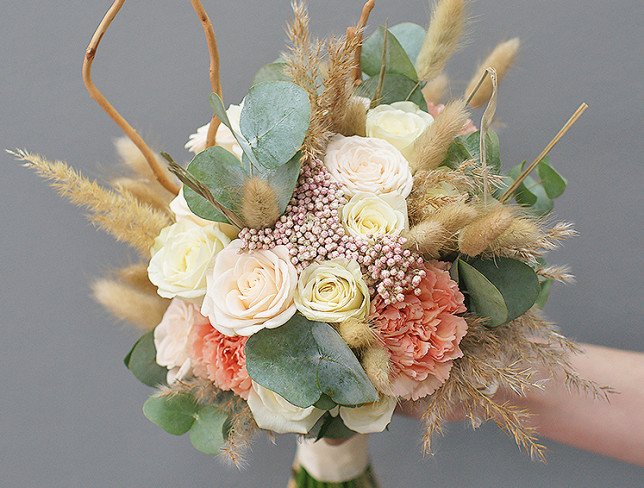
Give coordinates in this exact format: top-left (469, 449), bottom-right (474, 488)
top-left (366, 101), bottom-right (434, 161)
top-left (294, 259), bottom-right (370, 323)
top-left (323, 135), bottom-right (413, 198)
top-left (148, 220), bottom-right (232, 300)
top-left (341, 191), bottom-right (408, 238)
top-left (185, 103), bottom-right (243, 158)
top-left (338, 395), bottom-right (397, 434)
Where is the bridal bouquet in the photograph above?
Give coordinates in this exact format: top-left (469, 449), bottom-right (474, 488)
top-left (17, 0), bottom-right (609, 486)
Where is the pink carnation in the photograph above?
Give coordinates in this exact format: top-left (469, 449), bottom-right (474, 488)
top-left (370, 261), bottom-right (468, 400)
top-left (191, 322), bottom-right (251, 399)
top-left (427, 100), bottom-right (478, 136)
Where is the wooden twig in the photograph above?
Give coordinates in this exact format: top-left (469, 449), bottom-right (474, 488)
top-left (500, 103), bottom-right (588, 203)
top-left (351, 0), bottom-right (376, 85)
top-left (82, 0), bottom-right (179, 195)
top-left (190, 0), bottom-right (223, 149)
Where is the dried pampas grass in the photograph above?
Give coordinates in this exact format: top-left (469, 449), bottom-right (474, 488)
top-left (466, 38), bottom-right (520, 108)
top-left (410, 99), bottom-right (470, 173)
top-left (416, 0), bottom-right (466, 81)
top-left (404, 220), bottom-right (448, 258)
top-left (240, 177), bottom-right (280, 229)
top-left (111, 177), bottom-right (173, 212)
top-left (337, 317), bottom-right (375, 349)
top-left (14, 150), bottom-right (171, 255)
top-left (422, 72), bottom-right (449, 104)
top-left (458, 204), bottom-right (517, 256)
top-left (336, 96), bottom-right (368, 137)
top-left (361, 345), bottom-right (392, 395)
top-left (115, 263), bottom-right (157, 293)
top-left (92, 279), bottom-right (169, 330)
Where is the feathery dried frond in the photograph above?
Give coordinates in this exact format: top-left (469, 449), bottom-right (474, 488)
top-left (336, 96), bottom-right (368, 137)
top-left (403, 220), bottom-right (448, 258)
top-left (240, 177), bottom-right (280, 229)
top-left (466, 38), bottom-right (520, 108)
top-left (537, 265), bottom-right (576, 283)
top-left (410, 99), bottom-right (470, 172)
top-left (115, 263), bottom-right (157, 293)
top-left (416, 0), bottom-right (466, 81)
top-left (14, 150), bottom-right (171, 255)
top-left (408, 168), bottom-right (471, 224)
top-left (422, 72), bottom-right (449, 104)
top-left (431, 201), bottom-right (479, 234)
top-left (92, 279), bottom-right (168, 330)
top-left (111, 177), bottom-right (173, 212)
top-left (338, 317), bottom-right (376, 349)
top-left (362, 345), bottom-right (392, 395)
top-left (458, 204), bottom-right (517, 256)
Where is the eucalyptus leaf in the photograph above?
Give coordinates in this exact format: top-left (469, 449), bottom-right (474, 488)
top-left (261, 152), bottom-right (302, 214)
top-left (537, 158), bottom-right (567, 199)
top-left (209, 93), bottom-right (259, 168)
top-left (252, 62), bottom-right (289, 85)
top-left (361, 26), bottom-right (418, 81)
top-left (124, 331), bottom-right (167, 387)
top-left (535, 278), bottom-right (554, 309)
top-left (142, 393), bottom-right (198, 435)
top-left (184, 146), bottom-right (247, 222)
top-left (189, 405), bottom-right (229, 455)
top-left (442, 130), bottom-right (501, 174)
top-left (389, 22), bottom-right (426, 64)
top-left (458, 257), bottom-right (540, 327)
top-left (245, 314), bottom-right (378, 408)
top-left (357, 73), bottom-right (427, 110)
top-left (307, 412), bottom-right (356, 441)
top-left (240, 81), bottom-right (310, 169)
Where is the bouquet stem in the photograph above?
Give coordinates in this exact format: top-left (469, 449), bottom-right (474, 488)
top-left (288, 435), bottom-right (380, 487)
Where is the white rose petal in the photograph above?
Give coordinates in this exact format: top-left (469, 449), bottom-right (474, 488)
top-left (366, 101), bottom-right (434, 161)
top-left (185, 103), bottom-right (243, 158)
top-left (294, 259), bottom-right (370, 323)
top-left (154, 298), bottom-right (209, 384)
top-left (341, 191), bottom-right (409, 238)
top-left (323, 134), bottom-right (413, 198)
top-left (247, 382), bottom-right (325, 434)
top-left (201, 240), bottom-right (298, 336)
top-left (148, 220), bottom-right (232, 300)
top-left (339, 396), bottom-right (397, 434)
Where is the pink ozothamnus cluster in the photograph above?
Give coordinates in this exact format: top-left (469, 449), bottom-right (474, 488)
top-left (371, 261), bottom-right (468, 401)
top-left (238, 158), bottom-right (425, 304)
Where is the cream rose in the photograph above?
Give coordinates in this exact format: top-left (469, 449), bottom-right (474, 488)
top-left (366, 101), bottom-right (434, 161)
top-left (201, 239), bottom-right (297, 336)
top-left (170, 188), bottom-right (240, 242)
top-left (323, 135), bottom-right (413, 197)
top-left (154, 298), bottom-right (209, 384)
top-left (341, 191), bottom-right (408, 238)
top-left (338, 396), bottom-right (397, 434)
top-left (185, 103), bottom-right (243, 158)
top-left (294, 259), bottom-right (370, 323)
top-left (247, 382), bottom-right (325, 434)
top-left (148, 220), bottom-right (232, 300)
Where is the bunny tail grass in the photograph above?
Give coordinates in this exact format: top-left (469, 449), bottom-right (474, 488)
top-left (466, 38), bottom-right (520, 108)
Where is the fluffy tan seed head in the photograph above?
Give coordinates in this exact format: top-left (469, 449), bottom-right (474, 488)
top-left (335, 96), bottom-right (368, 137)
top-left (432, 201), bottom-right (480, 234)
top-left (458, 204), bottom-right (517, 256)
top-left (403, 220), bottom-right (448, 258)
top-left (338, 317), bottom-right (375, 349)
top-left (466, 38), bottom-right (520, 108)
top-left (490, 217), bottom-right (543, 254)
top-left (422, 72), bottom-right (449, 104)
top-left (361, 345), bottom-right (392, 395)
top-left (240, 177), bottom-right (281, 229)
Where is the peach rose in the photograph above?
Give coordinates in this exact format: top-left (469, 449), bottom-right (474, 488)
top-left (371, 262), bottom-right (468, 400)
top-left (191, 322), bottom-right (251, 399)
top-left (201, 239), bottom-right (297, 336)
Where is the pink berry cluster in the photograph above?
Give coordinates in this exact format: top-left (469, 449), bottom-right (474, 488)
top-left (238, 158), bottom-right (426, 304)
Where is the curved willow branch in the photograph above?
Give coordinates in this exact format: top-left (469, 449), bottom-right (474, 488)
top-left (350, 0), bottom-right (376, 85)
top-left (190, 0), bottom-right (223, 149)
top-left (82, 0), bottom-right (179, 195)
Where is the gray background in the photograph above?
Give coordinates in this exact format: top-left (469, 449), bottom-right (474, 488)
top-left (1, 1), bottom-right (642, 487)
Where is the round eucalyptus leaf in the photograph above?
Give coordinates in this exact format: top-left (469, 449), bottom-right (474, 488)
top-left (390, 22), bottom-right (426, 64)
top-left (189, 405), bottom-right (229, 455)
top-left (357, 73), bottom-right (427, 111)
top-left (361, 26), bottom-right (418, 81)
top-left (124, 331), bottom-right (167, 387)
top-left (143, 393), bottom-right (198, 436)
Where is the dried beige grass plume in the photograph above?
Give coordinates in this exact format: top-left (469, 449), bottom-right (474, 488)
top-left (422, 72), bottom-right (449, 103)
top-left (111, 177), bottom-right (173, 212)
top-left (466, 38), bottom-right (520, 108)
top-left (416, 0), bottom-right (466, 81)
top-left (240, 177), bottom-right (280, 229)
top-left (115, 263), bottom-right (157, 293)
top-left (337, 317), bottom-right (375, 349)
top-left (458, 204), bottom-right (517, 256)
top-left (403, 220), bottom-right (447, 258)
top-left (361, 344), bottom-right (392, 394)
top-left (410, 99), bottom-right (470, 173)
top-left (14, 150), bottom-right (171, 255)
top-left (92, 279), bottom-right (169, 330)
top-left (336, 96), bottom-right (368, 137)
top-left (432, 201), bottom-right (480, 234)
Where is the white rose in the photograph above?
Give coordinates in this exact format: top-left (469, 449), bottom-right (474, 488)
top-left (201, 240), bottom-right (298, 336)
top-left (294, 259), bottom-right (370, 323)
top-left (341, 191), bottom-right (409, 238)
top-left (148, 219), bottom-right (232, 300)
top-left (170, 188), bottom-right (240, 241)
top-left (185, 103), bottom-right (243, 158)
top-left (323, 135), bottom-right (413, 198)
top-left (247, 382), bottom-right (325, 434)
top-left (338, 396), bottom-right (397, 434)
top-left (366, 101), bottom-right (434, 160)
top-left (154, 298), bottom-right (208, 384)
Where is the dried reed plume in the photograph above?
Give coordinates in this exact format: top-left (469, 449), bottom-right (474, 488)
top-left (432, 201), bottom-right (480, 234)
top-left (337, 317), bottom-right (375, 349)
top-left (361, 345), bottom-right (392, 394)
top-left (115, 263), bottom-right (158, 294)
top-left (416, 0), bottom-right (466, 81)
top-left (466, 38), bottom-right (520, 108)
top-left (403, 221), bottom-right (448, 258)
top-left (458, 204), bottom-right (517, 256)
top-left (240, 177), bottom-right (280, 229)
top-left (14, 150), bottom-right (171, 255)
top-left (407, 168), bottom-right (471, 224)
top-left (422, 72), bottom-right (449, 103)
top-left (336, 96), bottom-right (368, 137)
top-left (92, 279), bottom-right (169, 330)
top-left (537, 265), bottom-right (576, 284)
top-left (111, 178), bottom-right (173, 212)
top-left (410, 99), bottom-right (470, 173)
